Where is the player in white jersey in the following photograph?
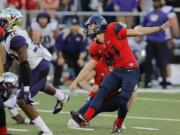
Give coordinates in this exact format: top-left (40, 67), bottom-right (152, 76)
top-left (0, 8), bottom-right (69, 135)
top-left (161, 1), bottom-right (180, 86)
top-left (31, 12), bottom-right (58, 54)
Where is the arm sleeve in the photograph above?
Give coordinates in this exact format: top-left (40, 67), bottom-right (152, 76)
top-left (3, 53), bottom-right (14, 72)
top-left (10, 36), bottom-right (27, 52)
top-left (114, 23), bottom-right (127, 39)
top-left (19, 61), bottom-right (31, 87)
top-left (88, 44), bottom-right (101, 61)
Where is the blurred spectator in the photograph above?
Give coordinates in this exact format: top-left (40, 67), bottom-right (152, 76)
top-left (54, 17), bottom-right (87, 87)
top-left (166, 0), bottom-right (180, 7)
top-left (39, 0), bottom-right (59, 11)
top-left (112, 0), bottom-right (138, 28)
top-left (25, 0), bottom-right (39, 10)
top-left (81, 0), bottom-right (102, 11)
top-left (143, 0), bottom-right (170, 88)
top-left (161, 0), bottom-right (180, 85)
top-left (0, 0), bottom-right (6, 10)
top-left (31, 12), bottom-right (58, 54)
top-left (58, 0), bottom-right (78, 25)
top-left (103, 0), bottom-right (116, 23)
top-left (6, 0), bottom-right (25, 9)
top-left (129, 36), bottom-right (147, 81)
top-left (144, 0), bottom-right (153, 12)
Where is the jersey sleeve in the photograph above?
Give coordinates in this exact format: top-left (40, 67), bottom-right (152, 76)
top-left (51, 21), bottom-right (58, 31)
top-left (31, 21), bottom-right (39, 30)
top-left (114, 23), bottom-right (127, 39)
top-left (107, 22), bottom-right (127, 39)
top-left (88, 42), bottom-right (101, 61)
top-left (10, 35), bottom-right (27, 52)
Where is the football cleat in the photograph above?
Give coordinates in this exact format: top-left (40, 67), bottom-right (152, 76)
top-left (52, 100), bottom-right (63, 114)
top-left (70, 111), bottom-right (88, 127)
top-left (53, 95), bottom-right (69, 114)
top-left (38, 131), bottom-right (53, 135)
top-left (111, 121), bottom-right (123, 133)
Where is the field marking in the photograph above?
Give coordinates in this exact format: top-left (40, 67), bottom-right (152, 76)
top-left (132, 127), bottom-right (160, 131)
top-left (137, 97), bottom-right (180, 103)
top-left (8, 128), bottom-right (29, 132)
top-left (37, 109), bottom-right (180, 122)
top-left (68, 127), bottom-right (94, 131)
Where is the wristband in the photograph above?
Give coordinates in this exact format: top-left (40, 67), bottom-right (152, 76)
top-left (24, 86), bottom-right (30, 92)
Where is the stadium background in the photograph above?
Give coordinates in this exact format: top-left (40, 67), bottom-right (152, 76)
top-left (1, 0), bottom-right (180, 135)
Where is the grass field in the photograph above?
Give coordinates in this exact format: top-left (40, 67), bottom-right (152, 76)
top-left (6, 90), bottom-right (180, 135)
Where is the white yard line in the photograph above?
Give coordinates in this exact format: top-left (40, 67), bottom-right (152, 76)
top-left (68, 127), bottom-right (94, 131)
top-left (8, 128), bottom-right (29, 132)
top-left (132, 127), bottom-right (160, 131)
top-left (37, 109), bottom-right (180, 122)
top-left (137, 97), bottom-right (180, 103)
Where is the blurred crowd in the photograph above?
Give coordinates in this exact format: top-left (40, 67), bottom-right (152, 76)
top-left (1, 0), bottom-right (180, 89)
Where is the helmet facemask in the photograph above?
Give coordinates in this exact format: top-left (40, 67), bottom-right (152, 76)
top-left (84, 22), bottom-right (106, 39)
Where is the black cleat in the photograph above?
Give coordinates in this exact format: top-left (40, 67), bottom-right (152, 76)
top-left (53, 95), bottom-right (70, 114)
top-left (70, 111), bottom-right (88, 127)
top-left (111, 122), bottom-right (123, 133)
top-left (38, 131), bottom-right (53, 135)
top-left (53, 100), bottom-right (63, 114)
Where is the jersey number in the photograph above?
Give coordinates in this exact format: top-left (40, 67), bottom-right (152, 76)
top-left (104, 46), bottom-right (120, 65)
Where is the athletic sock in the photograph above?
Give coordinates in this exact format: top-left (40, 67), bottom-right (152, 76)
top-left (84, 107), bottom-right (96, 122)
top-left (115, 117), bottom-right (124, 128)
top-left (55, 89), bottom-right (65, 101)
top-left (32, 116), bottom-right (50, 132)
top-left (0, 126), bottom-right (7, 135)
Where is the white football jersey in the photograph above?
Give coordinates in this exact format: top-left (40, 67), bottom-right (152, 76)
top-left (31, 20), bottom-right (57, 48)
top-left (3, 28), bottom-right (52, 69)
top-left (162, 6), bottom-right (176, 40)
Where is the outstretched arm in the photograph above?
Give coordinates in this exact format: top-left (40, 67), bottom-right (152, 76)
top-left (69, 59), bottom-right (98, 92)
top-left (126, 21), bottom-right (170, 36)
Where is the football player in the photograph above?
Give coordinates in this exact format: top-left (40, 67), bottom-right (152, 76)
top-left (68, 40), bottom-right (137, 129)
top-left (0, 8), bottom-right (69, 135)
top-left (69, 15), bottom-right (170, 133)
top-left (31, 12), bottom-right (58, 54)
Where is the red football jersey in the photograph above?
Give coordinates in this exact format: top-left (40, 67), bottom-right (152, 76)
top-left (103, 22), bottom-right (138, 69)
top-left (88, 41), bottom-right (109, 97)
top-left (87, 41), bottom-right (104, 61)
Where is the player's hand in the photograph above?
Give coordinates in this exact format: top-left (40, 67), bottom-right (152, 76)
top-left (90, 85), bottom-right (99, 93)
top-left (69, 82), bottom-right (77, 93)
top-left (24, 91), bottom-right (33, 105)
top-left (77, 58), bottom-right (84, 67)
top-left (160, 21), bottom-right (171, 30)
top-left (57, 57), bottom-right (65, 65)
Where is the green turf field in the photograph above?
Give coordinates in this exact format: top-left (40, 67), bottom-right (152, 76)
top-left (6, 91), bottom-right (180, 135)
